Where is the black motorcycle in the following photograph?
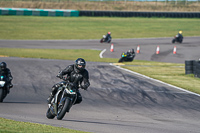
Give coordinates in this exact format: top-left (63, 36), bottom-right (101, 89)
top-left (46, 78), bottom-right (79, 120)
top-left (100, 35), bottom-right (112, 43)
top-left (0, 75), bottom-right (8, 102)
top-left (172, 35), bottom-right (183, 43)
top-left (118, 52), bottom-right (135, 63)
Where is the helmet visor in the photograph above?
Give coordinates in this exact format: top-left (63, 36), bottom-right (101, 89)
top-left (77, 64), bottom-right (85, 69)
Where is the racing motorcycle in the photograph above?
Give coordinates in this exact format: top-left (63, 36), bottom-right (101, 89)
top-left (118, 52), bottom-right (135, 63)
top-left (0, 75), bottom-right (8, 102)
top-left (100, 35), bottom-right (112, 43)
top-left (172, 35), bottom-right (183, 43)
top-left (46, 78), bottom-right (79, 120)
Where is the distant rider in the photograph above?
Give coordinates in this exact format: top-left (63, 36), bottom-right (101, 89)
top-left (127, 49), bottom-right (135, 59)
top-left (0, 62), bottom-right (13, 93)
top-left (119, 49), bottom-right (135, 62)
top-left (105, 32), bottom-right (112, 42)
top-left (47, 58), bottom-right (90, 104)
top-left (176, 30), bottom-right (183, 42)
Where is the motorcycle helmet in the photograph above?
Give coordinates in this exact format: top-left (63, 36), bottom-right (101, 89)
top-left (108, 32), bottom-right (111, 35)
top-left (0, 62), bottom-right (7, 71)
top-left (179, 31), bottom-right (182, 34)
top-left (75, 58), bottom-right (86, 72)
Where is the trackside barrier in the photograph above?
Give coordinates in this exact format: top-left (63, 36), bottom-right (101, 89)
top-left (0, 8), bottom-right (79, 17)
top-left (1, 8), bottom-right (199, 18)
top-left (185, 60), bottom-right (200, 78)
top-left (79, 10), bottom-right (200, 18)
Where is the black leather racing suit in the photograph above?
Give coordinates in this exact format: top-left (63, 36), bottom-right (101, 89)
top-left (105, 33), bottom-right (111, 42)
top-left (49, 64), bottom-right (90, 104)
top-left (177, 33), bottom-right (183, 42)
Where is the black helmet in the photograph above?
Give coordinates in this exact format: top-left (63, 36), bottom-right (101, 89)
top-left (75, 58), bottom-right (86, 72)
top-left (0, 62), bottom-right (7, 70)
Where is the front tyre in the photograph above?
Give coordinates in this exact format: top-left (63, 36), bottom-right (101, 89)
top-left (118, 58), bottom-right (124, 63)
top-left (46, 108), bottom-right (55, 119)
top-left (172, 39), bottom-right (175, 43)
top-left (0, 89), bottom-right (4, 102)
top-left (57, 98), bottom-right (71, 120)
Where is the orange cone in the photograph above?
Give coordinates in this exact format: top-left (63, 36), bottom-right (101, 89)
top-left (173, 46), bottom-right (177, 54)
top-left (137, 45), bottom-right (140, 53)
top-left (110, 44), bottom-right (114, 52)
top-left (156, 46), bottom-right (160, 54)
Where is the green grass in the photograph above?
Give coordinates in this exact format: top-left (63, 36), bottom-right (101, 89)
top-left (121, 60), bottom-right (200, 94)
top-left (0, 48), bottom-right (118, 62)
top-left (0, 117), bottom-right (89, 133)
top-left (0, 16), bottom-right (200, 40)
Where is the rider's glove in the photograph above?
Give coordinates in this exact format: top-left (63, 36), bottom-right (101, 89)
top-left (63, 76), bottom-right (70, 81)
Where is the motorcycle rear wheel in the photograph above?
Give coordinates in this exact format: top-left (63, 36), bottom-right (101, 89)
top-left (46, 108), bottom-right (55, 119)
top-left (57, 98), bottom-right (71, 120)
top-left (100, 38), bottom-right (104, 43)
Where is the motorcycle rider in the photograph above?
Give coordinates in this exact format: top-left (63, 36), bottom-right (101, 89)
top-left (176, 30), bottom-right (183, 42)
top-left (47, 58), bottom-right (90, 104)
top-left (105, 32), bottom-right (112, 42)
top-left (127, 49), bottom-right (135, 58)
top-left (0, 62), bottom-right (13, 93)
top-left (118, 49), bottom-right (135, 63)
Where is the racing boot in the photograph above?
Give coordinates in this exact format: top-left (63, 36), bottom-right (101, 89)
top-left (47, 85), bottom-right (59, 104)
top-left (6, 84), bottom-right (12, 94)
top-left (47, 93), bottom-right (54, 104)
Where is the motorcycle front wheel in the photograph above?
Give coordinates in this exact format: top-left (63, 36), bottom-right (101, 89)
top-left (172, 39), bottom-right (176, 43)
top-left (118, 58), bottom-right (124, 63)
top-left (57, 98), bottom-right (71, 120)
top-left (0, 89), bottom-right (5, 102)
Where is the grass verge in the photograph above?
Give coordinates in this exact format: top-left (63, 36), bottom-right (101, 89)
top-left (0, 1), bottom-right (200, 12)
top-left (0, 48), bottom-right (118, 62)
top-left (0, 117), bottom-right (89, 133)
top-left (121, 61), bottom-right (200, 94)
top-left (0, 16), bottom-right (200, 40)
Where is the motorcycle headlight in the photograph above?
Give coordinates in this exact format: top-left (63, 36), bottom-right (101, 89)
top-left (0, 81), bottom-right (5, 87)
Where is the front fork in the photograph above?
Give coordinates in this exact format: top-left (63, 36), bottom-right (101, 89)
top-left (58, 89), bottom-right (76, 113)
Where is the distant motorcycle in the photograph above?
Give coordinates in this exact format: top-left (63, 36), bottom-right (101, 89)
top-left (46, 77), bottom-right (80, 120)
top-left (100, 35), bottom-right (112, 43)
top-left (172, 35), bottom-right (183, 43)
top-left (0, 75), bottom-right (8, 102)
top-left (118, 52), bottom-right (135, 63)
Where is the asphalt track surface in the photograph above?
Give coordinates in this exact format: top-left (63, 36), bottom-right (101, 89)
top-left (0, 37), bottom-right (200, 133)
